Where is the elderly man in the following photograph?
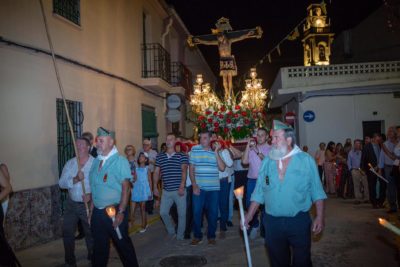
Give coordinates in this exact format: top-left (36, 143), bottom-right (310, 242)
top-left (348, 139), bottom-right (369, 204)
top-left (189, 131), bottom-right (226, 245)
top-left (242, 127), bottom-right (271, 239)
top-left (153, 133), bottom-right (188, 240)
top-left (89, 127), bottom-right (138, 267)
top-left (361, 133), bottom-right (383, 208)
top-left (245, 120), bottom-right (326, 267)
top-left (139, 139), bottom-right (158, 214)
top-left (59, 137), bottom-right (94, 266)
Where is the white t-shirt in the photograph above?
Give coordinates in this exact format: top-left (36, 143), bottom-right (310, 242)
top-left (219, 149), bottom-right (234, 179)
top-left (59, 156), bottom-right (94, 202)
top-left (315, 149), bottom-right (325, 166)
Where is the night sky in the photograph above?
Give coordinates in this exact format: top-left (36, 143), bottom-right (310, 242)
top-left (166, 0), bottom-right (383, 95)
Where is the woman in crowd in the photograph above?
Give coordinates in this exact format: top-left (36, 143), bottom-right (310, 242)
top-left (0, 163), bottom-right (21, 267)
top-left (324, 141), bottom-right (337, 195)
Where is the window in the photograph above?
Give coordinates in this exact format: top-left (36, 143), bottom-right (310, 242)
top-left (53, 0), bottom-right (80, 26)
top-left (142, 105), bottom-right (158, 149)
top-left (56, 98), bottom-right (83, 213)
top-left (141, 105), bottom-right (158, 138)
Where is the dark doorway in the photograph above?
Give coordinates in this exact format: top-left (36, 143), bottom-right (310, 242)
top-left (362, 120), bottom-right (384, 138)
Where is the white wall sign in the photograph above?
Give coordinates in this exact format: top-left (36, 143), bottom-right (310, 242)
top-left (167, 94), bottom-right (181, 109)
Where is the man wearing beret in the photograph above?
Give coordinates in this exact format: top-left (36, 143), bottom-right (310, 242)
top-left (244, 120), bottom-right (326, 267)
top-left (88, 127), bottom-right (139, 267)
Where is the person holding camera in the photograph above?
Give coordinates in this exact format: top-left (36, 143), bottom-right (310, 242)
top-left (241, 127), bottom-right (271, 239)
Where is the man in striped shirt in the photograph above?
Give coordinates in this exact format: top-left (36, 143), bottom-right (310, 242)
top-left (154, 133), bottom-right (189, 240)
top-left (189, 131), bottom-right (226, 245)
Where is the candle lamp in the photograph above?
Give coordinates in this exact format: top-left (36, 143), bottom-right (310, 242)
top-left (378, 218), bottom-right (400, 236)
top-left (106, 206), bottom-right (123, 240)
top-left (234, 186), bottom-right (252, 267)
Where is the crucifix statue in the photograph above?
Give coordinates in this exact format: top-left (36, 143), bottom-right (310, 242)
top-left (188, 17), bottom-right (263, 102)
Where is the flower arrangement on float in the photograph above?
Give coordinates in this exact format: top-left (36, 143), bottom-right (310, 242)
top-left (196, 104), bottom-right (266, 140)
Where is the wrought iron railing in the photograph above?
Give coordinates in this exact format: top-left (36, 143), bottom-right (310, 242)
top-left (171, 61), bottom-right (193, 99)
top-left (141, 43), bottom-right (171, 83)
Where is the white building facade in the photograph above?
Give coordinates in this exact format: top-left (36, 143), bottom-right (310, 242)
top-left (0, 0), bottom-right (215, 249)
top-left (269, 61), bottom-right (400, 155)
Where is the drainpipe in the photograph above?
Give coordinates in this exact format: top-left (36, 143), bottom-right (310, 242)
top-left (161, 16), bottom-right (173, 48)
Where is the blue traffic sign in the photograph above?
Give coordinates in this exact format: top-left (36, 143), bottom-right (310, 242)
top-left (303, 110), bottom-right (315, 122)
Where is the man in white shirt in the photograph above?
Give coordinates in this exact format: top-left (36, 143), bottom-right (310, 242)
top-left (59, 137), bottom-right (94, 266)
top-left (212, 139), bottom-right (233, 239)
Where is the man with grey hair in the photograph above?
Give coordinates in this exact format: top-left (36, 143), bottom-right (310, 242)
top-left (89, 127), bottom-right (138, 267)
top-left (244, 120), bottom-right (326, 267)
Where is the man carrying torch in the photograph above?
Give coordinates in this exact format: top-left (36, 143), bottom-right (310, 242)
top-left (88, 127), bottom-right (139, 267)
top-left (244, 120), bottom-right (326, 267)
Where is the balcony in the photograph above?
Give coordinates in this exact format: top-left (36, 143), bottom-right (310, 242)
top-left (170, 61), bottom-right (193, 99)
top-left (269, 60), bottom-right (400, 108)
top-left (141, 43), bottom-right (172, 93)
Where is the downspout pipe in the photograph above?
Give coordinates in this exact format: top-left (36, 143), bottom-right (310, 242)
top-left (161, 16), bottom-right (173, 48)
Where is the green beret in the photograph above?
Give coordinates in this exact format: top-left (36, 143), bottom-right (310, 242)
top-left (97, 127), bottom-right (115, 139)
top-left (272, 120), bottom-right (292, 131)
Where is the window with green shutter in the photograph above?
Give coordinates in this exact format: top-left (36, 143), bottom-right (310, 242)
top-left (142, 105), bottom-right (158, 138)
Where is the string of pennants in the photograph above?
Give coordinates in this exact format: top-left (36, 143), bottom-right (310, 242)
top-left (255, 17), bottom-right (304, 68)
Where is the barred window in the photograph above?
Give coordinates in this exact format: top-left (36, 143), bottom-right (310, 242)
top-left (53, 0), bottom-right (80, 26)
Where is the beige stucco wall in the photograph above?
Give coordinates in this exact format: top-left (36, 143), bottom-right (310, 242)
top-left (0, 44), bottom-right (166, 191)
top-left (0, 0), bottom-right (170, 191)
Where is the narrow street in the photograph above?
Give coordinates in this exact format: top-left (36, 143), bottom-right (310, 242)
top-left (16, 197), bottom-right (400, 267)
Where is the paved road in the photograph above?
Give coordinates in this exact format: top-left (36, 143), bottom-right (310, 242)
top-left (16, 197), bottom-right (400, 266)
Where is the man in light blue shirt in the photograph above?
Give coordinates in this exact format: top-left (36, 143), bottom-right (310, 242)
top-left (89, 127), bottom-right (138, 267)
top-left (245, 120), bottom-right (326, 267)
top-left (348, 139), bottom-right (369, 204)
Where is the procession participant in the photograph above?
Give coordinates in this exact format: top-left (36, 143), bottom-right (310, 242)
top-left (241, 127), bottom-right (271, 239)
top-left (154, 133), bottom-right (188, 240)
top-left (59, 137), bottom-right (94, 266)
top-left (211, 139), bottom-right (233, 239)
top-left (361, 133), bottom-right (383, 208)
top-left (244, 120), bottom-right (327, 267)
top-left (348, 139), bottom-right (369, 204)
top-left (378, 127), bottom-right (398, 213)
top-left (82, 131), bottom-right (97, 158)
top-left (74, 132), bottom-right (96, 240)
top-left (189, 131), bottom-right (226, 245)
top-left (89, 127), bottom-right (138, 267)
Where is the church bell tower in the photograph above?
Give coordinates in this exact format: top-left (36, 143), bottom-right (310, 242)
top-left (302, 2), bottom-right (334, 66)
